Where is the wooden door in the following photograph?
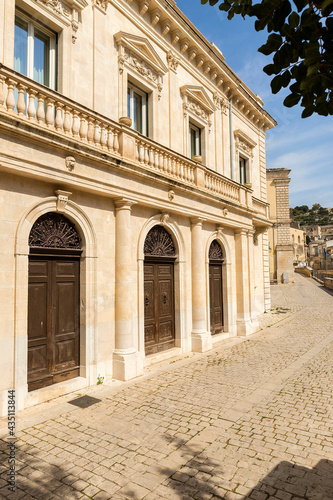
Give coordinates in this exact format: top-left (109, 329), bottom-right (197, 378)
top-left (144, 260), bottom-right (175, 355)
top-left (209, 263), bottom-right (223, 335)
top-left (28, 256), bottom-right (80, 391)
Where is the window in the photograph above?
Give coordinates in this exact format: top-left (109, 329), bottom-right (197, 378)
top-left (189, 123), bottom-right (201, 158)
top-left (127, 83), bottom-right (148, 136)
top-left (239, 156), bottom-right (247, 185)
top-left (315, 247), bottom-right (318, 256)
top-left (14, 11), bottom-right (56, 89)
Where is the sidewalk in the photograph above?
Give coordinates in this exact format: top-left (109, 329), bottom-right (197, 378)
top-left (0, 274), bottom-right (332, 499)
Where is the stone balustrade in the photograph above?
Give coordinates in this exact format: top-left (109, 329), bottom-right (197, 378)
top-left (135, 137), bottom-right (196, 186)
top-left (0, 65), bottom-right (268, 216)
top-left (253, 197), bottom-right (269, 217)
top-left (0, 66), bottom-right (121, 155)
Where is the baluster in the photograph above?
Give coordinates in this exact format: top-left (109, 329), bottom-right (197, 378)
top-left (45, 98), bottom-right (55, 128)
top-left (100, 125), bottom-right (107, 149)
top-left (113, 129), bottom-right (119, 153)
top-left (36, 93), bottom-right (45, 124)
top-left (135, 140), bottom-right (140, 161)
top-left (149, 147), bottom-right (154, 167)
top-left (144, 144), bottom-right (149, 164)
top-left (6, 79), bottom-right (16, 114)
top-left (79, 114), bottom-right (88, 141)
top-left (139, 142), bottom-right (145, 162)
top-left (107, 127), bottom-right (113, 151)
top-left (55, 102), bottom-right (63, 130)
top-left (190, 167), bottom-right (194, 184)
top-left (94, 120), bottom-right (101, 146)
top-left (0, 76), bottom-right (5, 109)
top-left (72, 111), bottom-right (80, 137)
top-left (158, 152), bottom-right (163, 171)
top-left (63, 106), bottom-right (72, 134)
top-left (27, 90), bottom-right (37, 121)
top-left (17, 84), bottom-right (27, 117)
top-left (154, 149), bottom-right (159, 169)
top-left (172, 157), bottom-right (176, 176)
top-left (87, 118), bottom-right (94, 143)
top-left (168, 155), bottom-right (172, 174)
top-left (180, 161), bottom-right (184, 180)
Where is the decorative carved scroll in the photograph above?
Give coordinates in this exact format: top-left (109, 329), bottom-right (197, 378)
top-left (144, 225), bottom-right (176, 257)
top-left (29, 213), bottom-right (81, 249)
top-left (209, 240), bottom-right (224, 260)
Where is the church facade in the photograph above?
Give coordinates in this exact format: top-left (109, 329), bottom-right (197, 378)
top-left (0, 0), bottom-right (275, 416)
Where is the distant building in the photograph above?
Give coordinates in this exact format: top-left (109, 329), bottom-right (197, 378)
top-left (266, 168), bottom-right (294, 283)
top-left (304, 224), bottom-right (333, 242)
top-left (290, 222), bottom-right (306, 265)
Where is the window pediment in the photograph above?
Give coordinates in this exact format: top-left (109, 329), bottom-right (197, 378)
top-left (181, 85), bottom-right (214, 127)
top-left (114, 32), bottom-right (168, 77)
top-left (234, 129), bottom-right (256, 158)
top-left (180, 86), bottom-right (215, 115)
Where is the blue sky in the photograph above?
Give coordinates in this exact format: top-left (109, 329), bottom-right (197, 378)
top-left (176, 0), bottom-right (333, 209)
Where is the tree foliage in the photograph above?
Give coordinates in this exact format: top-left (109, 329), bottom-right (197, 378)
top-left (200, 0), bottom-right (333, 117)
top-left (292, 204), bottom-right (333, 225)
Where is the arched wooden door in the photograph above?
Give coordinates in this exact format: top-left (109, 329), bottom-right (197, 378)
top-left (28, 213), bottom-right (82, 391)
top-left (144, 226), bottom-right (176, 355)
top-left (209, 240), bottom-right (224, 335)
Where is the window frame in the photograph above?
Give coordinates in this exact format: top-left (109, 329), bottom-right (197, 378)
top-left (189, 122), bottom-right (202, 158)
top-left (239, 156), bottom-right (247, 185)
top-left (14, 9), bottom-right (57, 90)
top-left (127, 82), bottom-right (148, 136)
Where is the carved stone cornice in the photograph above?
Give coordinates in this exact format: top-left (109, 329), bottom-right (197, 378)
top-left (92, 0), bottom-right (108, 14)
top-left (167, 51), bottom-right (180, 73)
top-left (39, 0), bottom-right (87, 42)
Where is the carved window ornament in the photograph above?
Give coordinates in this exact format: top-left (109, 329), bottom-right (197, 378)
top-left (234, 129), bottom-right (256, 159)
top-left (29, 213), bottom-right (81, 249)
top-left (209, 240), bottom-right (224, 261)
top-left (181, 85), bottom-right (214, 129)
top-left (144, 225), bottom-right (176, 257)
top-left (114, 32), bottom-right (167, 99)
top-left (38, 0), bottom-right (88, 43)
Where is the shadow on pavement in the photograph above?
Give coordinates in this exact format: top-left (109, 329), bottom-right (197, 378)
top-left (245, 459), bottom-right (333, 500)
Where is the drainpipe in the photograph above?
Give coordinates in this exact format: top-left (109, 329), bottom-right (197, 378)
top-left (229, 98), bottom-right (234, 180)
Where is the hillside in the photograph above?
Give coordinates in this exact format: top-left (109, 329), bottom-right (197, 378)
top-left (291, 204), bottom-right (333, 226)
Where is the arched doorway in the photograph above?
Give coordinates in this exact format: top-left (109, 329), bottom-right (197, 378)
top-left (28, 213), bottom-right (82, 391)
top-left (209, 240), bottom-right (224, 335)
top-left (144, 225), bottom-right (176, 355)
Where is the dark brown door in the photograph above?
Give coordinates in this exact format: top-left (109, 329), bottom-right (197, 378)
top-left (144, 260), bottom-right (175, 355)
top-left (28, 256), bottom-right (80, 391)
top-left (209, 263), bottom-right (223, 335)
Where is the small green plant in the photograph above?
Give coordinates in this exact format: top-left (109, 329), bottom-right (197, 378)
top-left (97, 375), bottom-right (104, 385)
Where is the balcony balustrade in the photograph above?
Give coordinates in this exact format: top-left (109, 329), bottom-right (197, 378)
top-left (0, 65), bottom-right (269, 216)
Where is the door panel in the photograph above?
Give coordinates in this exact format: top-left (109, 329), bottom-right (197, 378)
top-left (144, 261), bottom-right (175, 355)
top-left (209, 263), bottom-right (223, 335)
top-left (28, 256), bottom-right (79, 391)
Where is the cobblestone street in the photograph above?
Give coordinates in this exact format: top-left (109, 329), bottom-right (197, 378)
top-left (1, 274), bottom-right (332, 500)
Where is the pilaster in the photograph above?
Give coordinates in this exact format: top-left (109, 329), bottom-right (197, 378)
top-left (191, 218), bottom-right (212, 352)
top-left (113, 199), bottom-right (143, 380)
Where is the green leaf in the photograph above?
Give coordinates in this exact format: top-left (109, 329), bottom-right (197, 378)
top-left (301, 105), bottom-right (315, 118)
top-left (283, 93), bottom-right (301, 107)
top-left (288, 11), bottom-right (299, 29)
top-left (271, 74), bottom-right (284, 93)
top-left (263, 63), bottom-right (276, 75)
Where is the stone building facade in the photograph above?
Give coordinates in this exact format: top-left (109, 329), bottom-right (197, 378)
top-left (266, 168), bottom-right (294, 282)
top-left (290, 222), bottom-right (306, 264)
top-left (0, 0), bottom-right (275, 416)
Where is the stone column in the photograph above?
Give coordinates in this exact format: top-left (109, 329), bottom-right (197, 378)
top-left (191, 218), bottom-right (212, 352)
top-left (113, 199), bottom-right (143, 380)
top-left (235, 228), bottom-right (251, 336)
